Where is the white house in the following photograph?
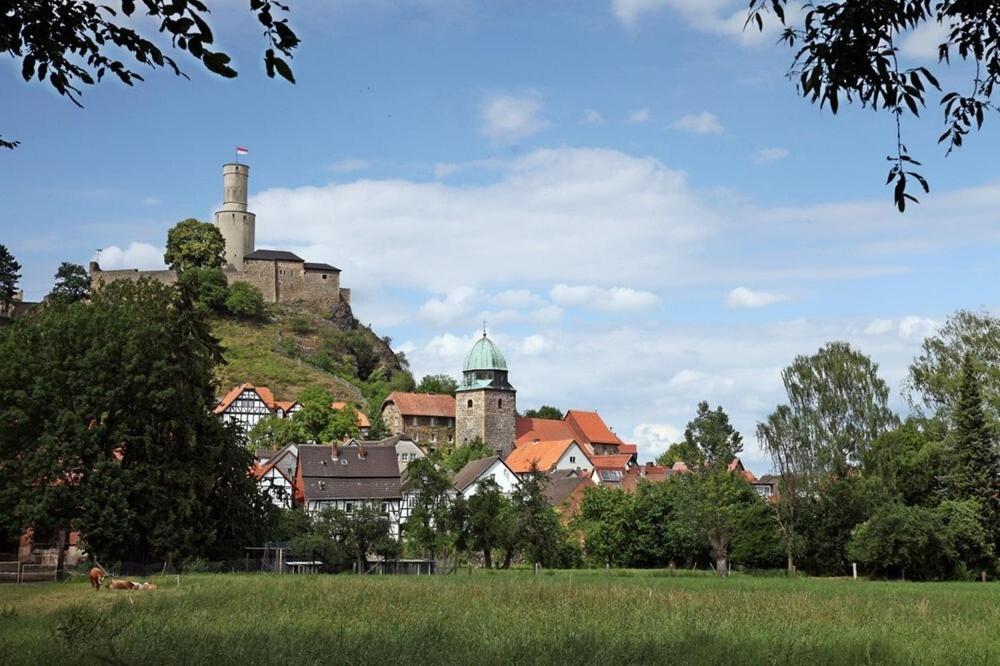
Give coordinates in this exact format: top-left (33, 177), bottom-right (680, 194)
top-left (452, 456), bottom-right (520, 497)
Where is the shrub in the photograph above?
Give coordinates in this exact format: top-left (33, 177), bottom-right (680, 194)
top-left (226, 282), bottom-right (265, 318)
top-left (289, 315), bottom-right (313, 335)
top-left (178, 266), bottom-right (229, 312)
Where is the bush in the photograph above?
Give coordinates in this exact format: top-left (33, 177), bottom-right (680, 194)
top-left (289, 315), bottom-right (313, 335)
top-left (848, 503), bottom-right (946, 580)
top-left (178, 266), bottom-right (228, 312)
top-left (226, 282), bottom-right (266, 318)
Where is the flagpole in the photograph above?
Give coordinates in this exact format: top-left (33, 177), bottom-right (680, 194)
top-left (235, 147), bottom-right (240, 165)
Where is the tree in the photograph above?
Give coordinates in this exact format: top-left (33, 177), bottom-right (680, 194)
top-left (936, 499), bottom-right (996, 578)
top-left (781, 341), bottom-right (897, 472)
top-left (679, 471), bottom-right (755, 576)
top-left (654, 442), bottom-right (694, 468)
top-left (907, 310), bottom-right (1000, 425)
top-left (944, 354), bottom-right (1000, 540)
top-left (0, 278), bottom-right (271, 566)
top-left (292, 387), bottom-right (336, 443)
top-left (460, 478), bottom-right (507, 568)
top-left (164, 219), bottom-right (226, 271)
top-left (511, 467), bottom-right (566, 568)
top-left (757, 405), bottom-right (811, 573)
top-left (416, 374), bottom-right (458, 396)
top-left (0, 245), bottom-right (21, 305)
top-left (577, 486), bottom-right (637, 567)
top-left (861, 419), bottom-right (947, 507)
top-left (177, 266), bottom-right (228, 312)
top-left (848, 503), bottom-right (946, 580)
top-left (440, 438), bottom-right (494, 473)
top-left (524, 405), bottom-right (563, 420)
top-left (3, 0), bottom-right (299, 149)
top-left (402, 457), bottom-right (454, 559)
top-left (226, 282), bottom-right (266, 318)
top-left (246, 416), bottom-right (304, 452)
top-left (749, 1), bottom-right (1000, 211)
top-left (680, 401), bottom-right (743, 472)
top-left (798, 475), bottom-right (879, 576)
top-left (47, 262), bottom-right (90, 304)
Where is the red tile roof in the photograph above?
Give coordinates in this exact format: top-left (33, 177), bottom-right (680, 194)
top-left (590, 454), bottom-right (632, 470)
top-left (331, 402), bottom-right (372, 428)
top-left (564, 410), bottom-right (624, 447)
top-left (383, 392), bottom-right (455, 418)
top-left (506, 439), bottom-right (587, 474)
top-left (618, 443), bottom-right (637, 456)
top-left (215, 383), bottom-right (283, 414)
top-left (515, 417), bottom-right (576, 445)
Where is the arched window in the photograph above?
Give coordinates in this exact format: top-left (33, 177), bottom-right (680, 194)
top-left (467, 399), bottom-right (473, 408)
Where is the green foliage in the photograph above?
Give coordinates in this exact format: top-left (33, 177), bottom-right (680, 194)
top-left (944, 354), bottom-right (1000, 539)
top-left (225, 281), bottom-right (265, 318)
top-left (798, 476), bottom-right (879, 576)
top-left (178, 266), bottom-right (228, 312)
top-left (0, 278), bottom-right (272, 564)
top-left (440, 438), bottom-right (494, 473)
top-left (246, 415), bottom-right (304, 451)
top-left (289, 315), bottom-right (313, 335)
top-left (680, 401), bottom-right (742, 471)
top-left (164, 219), bottom-right (225, 271)
top-left (286, 387), bottom-right (359, 444)
top-left (848, 503), bottom-right (948, 580)
top-left (577, 486), bottom-right (637, 567)
top-left (0, 244), bottom-right (21, 305)
top-left (654, 442), bottom-right (691, 468)
top-left (907, 310), bottom-right (1000, 424)
top-left (679, 471), bottom-right (759, 576)
top-left (2, 1), bottom-right (299, 149)
top-left (47, 262), bottom-right (89, 304)
top-left (861, 419), bottom-right (947, 507)
top-left (311, 328), bottom-right (382, 382)
top-left (416, 374), bottom-right (458, 396)
top-left (510, 469), bottom-right (572, 568)
top-left (453, 478), bottom-right (509, 568)
top-left (402, 457), bottom-right (455, 558)
top-left (523, 405), bottom-right (563, 420)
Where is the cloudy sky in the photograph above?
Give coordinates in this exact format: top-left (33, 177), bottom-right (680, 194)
top-left (3, 1), bottom-right (998, 470)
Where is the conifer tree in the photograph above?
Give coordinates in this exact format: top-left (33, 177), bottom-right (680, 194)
top-left (947, 354), bottom-right (1000, 541)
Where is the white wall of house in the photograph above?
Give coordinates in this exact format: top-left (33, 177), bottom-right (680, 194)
top-left (462, 459), bottom-right (519, 497)
top-left (259, 469), bottom-right (293, 508)
top-left (220, 389), bottom-right (273, 429)
top-left (305, 498), bottom-right (405, 538)
top-left (554, 442), bottom-right (590, 473)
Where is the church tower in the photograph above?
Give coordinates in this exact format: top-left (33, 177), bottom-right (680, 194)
top-left (214, 163), bottom-right (256, 270)
top-left (455, 332), bottom-right (517, 459)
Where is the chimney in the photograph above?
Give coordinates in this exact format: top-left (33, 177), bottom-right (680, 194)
top-left (331, 443), bottom-right (340, 462)
top-left (357, 446), bottom-right (367, 460)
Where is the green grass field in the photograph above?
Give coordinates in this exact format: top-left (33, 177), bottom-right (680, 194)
top-left (1, 570), bottom-right (998, 665)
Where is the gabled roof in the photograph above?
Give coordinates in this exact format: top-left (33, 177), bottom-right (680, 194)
top-left (332, 402), bottom-right (371, 428)
top-left (382, 392), bottom-right (456, 418)
top-left (214, 383), bottom-right (280, 414)
top-left (618, 443), bottom-right (637, 456)
top-left (506, 439), bottom-right (587, 474)
top-left (544, 473), bottom-right (593, 507)
top-left (589, 454), bottom-right (632, 471)
top-left (245, 249), bottom-right (304, 262)
top-left (297, 445), bottom-right (402, 501)
top-left (564, 410), bottom-right (624, 447)
top-left (515, 417), bottom-right (576, 445)
top-left (303, 262), bottom-right (341, 272)
top-left (255, 443), bottom-right (299, 482)
top-left (452, 455), bottom-right (507, 493)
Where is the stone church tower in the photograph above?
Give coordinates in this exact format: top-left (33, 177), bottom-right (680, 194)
top-left (455, 332), bottom-right (517, 458)
top-left (215, 163), bottom-right (256, 269)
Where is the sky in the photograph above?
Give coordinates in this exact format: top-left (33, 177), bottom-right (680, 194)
top-left (3, 1), bottom-right (998, 471)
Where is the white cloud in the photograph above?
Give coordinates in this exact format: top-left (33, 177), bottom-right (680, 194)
top-left (865, 318), bottom-right (895, 335)
top-left (95, 243), bottom-right (165, 270)
top-left (727, 286), bottom-right (787, 308)
top-left (626, 108), bottom-right (652, 123)
top-left (611, 0), bottom-right (783, 46)
top-left (480, 92), bottom-right (548, 141)
top-left (419, 286), bottom-right (480, 324)
top-left (551, 284), bottom-right (659, 311)
top-left (140, 197), bottom-right (161, 206)
top-left (901, 21), bottom-right (949, 61)
top-left (580, 109), bottom-right (605, 125)
top-left (521, 334), bottom-right (549, 355)
top-left (632, 422), bottom-right (683, 459)
top-left (328, 158), bottom-right (371, 173)
top-left (432, 158), bottom-right (506, 180)
top-left (671, 111), bottom-right (724, 135)
top-left (753, 147), bottom-right (789, 164)
top-left (898, 316), bottom-right (938, 341)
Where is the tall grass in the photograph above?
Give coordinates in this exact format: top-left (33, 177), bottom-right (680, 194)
top-left (1, 570), bottom-right (997, 665)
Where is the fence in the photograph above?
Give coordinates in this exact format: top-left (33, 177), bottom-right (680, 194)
top-left (0, 561), bottom-right (59, 583)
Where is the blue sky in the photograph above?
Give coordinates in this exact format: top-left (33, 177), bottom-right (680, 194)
top-left (3, 1), bottom-right (998, 469)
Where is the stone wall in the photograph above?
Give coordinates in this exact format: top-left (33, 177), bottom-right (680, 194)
top-left (456, 389), bottom-right (516, 458)
top-left (90, 263), bottom-right (179, 289)
top-left (382, 403), bottom-right (404, 435)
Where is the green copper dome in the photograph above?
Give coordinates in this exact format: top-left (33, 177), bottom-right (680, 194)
top-left (463, 334), bottom-right (508, 372)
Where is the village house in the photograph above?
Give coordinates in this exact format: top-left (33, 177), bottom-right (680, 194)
top-left (380, 392), bottom-right (456, 449)
top-left (344, 434), bottom-right (426, 472)
top-left (515, 409), bottom-right (631, 457)
top-left (254, 443), bottom-right (298, 508)
top-left (505, 438), bottom-right (593, 478)
top-left (215, 383), bottom-right (301, 430)
top-left (543, 470), bottom-right (594, 522)
top-left (451, 455), bottom-right (520, 498)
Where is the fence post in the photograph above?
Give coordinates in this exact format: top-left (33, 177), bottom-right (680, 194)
top-left (852, 562), bottom-right (858, 580)
top-left (17, 562), bottom-right (22, 584)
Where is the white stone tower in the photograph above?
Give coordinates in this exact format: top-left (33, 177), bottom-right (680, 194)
top-left (214, 163), bottom-right (256, 270)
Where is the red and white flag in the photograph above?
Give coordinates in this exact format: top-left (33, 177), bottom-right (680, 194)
top-left (236, 146), bottom-right (249, 155)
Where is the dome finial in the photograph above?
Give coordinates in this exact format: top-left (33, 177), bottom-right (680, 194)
top-left (482, 320), bottom-right (487, 338)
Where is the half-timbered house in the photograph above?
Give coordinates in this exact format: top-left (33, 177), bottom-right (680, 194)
top-left (214, 383), bottom-right (301, 430)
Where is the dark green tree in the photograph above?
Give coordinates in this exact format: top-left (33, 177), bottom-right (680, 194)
top-left (861, 419), bottom-right (947, 507)
top-left (402, 457), bottom-right (454, 559)
top-left (441, 438), bottom-right (494, 473)
top-left (292, 387), bottom-right (336, 443)
top-left (0, 244), bottom-right (21, 305)
top-left (749, 1), bottom-right (1000, 210)
top-left (511, 467), bottom-right (565, 568)
top-left (679, 401), bottom-right (743, 471)
top-left (798, 475), bottom-right (879, 576)
top-left (523, 405), bottom-right (563, 420)
top-left (0, 279), bottom-right (270, 566)
top-left (907, 310), bottom-right (1000, 425)
top-left (945, 354), bottom-right (1000, 539)
top-left (3, 0), bottom-right (299, 149)
top-left (577, 485), bottom-right (637, 567)
top-left (416, 374), bottom-right (458, 396)
top-left (848, 503), bottom-right (946, 580)
top-left (177, 266), bottom-right (228, 312)
top-left (461, 478), bottom-right (508, 568)
top-left (164, 219), bottom-right (226, 271)
top-left (225, 281), bottom-right (266, 318)
top-left (757, 404), bottom-right (810, 573)
top-left (48, 262), bottom-right (90, 304)
top-left (247, 415), bottom-right (305, 451)
top-left (654, 442), bottom-right (694, 468)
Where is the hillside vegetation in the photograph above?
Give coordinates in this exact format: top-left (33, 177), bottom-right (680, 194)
top-left (3, 572), bottom-right (999, 665)
top-left (210, 303), bottom-right (414, 418)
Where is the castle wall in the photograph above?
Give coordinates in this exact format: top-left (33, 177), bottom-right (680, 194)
top-left (456, 389), bottom-right (516, 458)
top-left (90, 264), bottom-right (179, 289)
top-left (382, 403), bottom-right (404, 435)
top-left (237, 259), bottom-right (278, 302)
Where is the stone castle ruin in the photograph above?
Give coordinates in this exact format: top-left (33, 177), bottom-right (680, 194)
top-left (90, 164), bottom-right (350, 310)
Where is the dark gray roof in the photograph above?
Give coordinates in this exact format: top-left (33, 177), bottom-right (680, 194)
top-left (298, 445), bottom-right (401, 501)
top-left (255, 448), bottom-right (278, 460)
top-left (303, 262), bottom-right (341, 272)
top-left (452, 456), bottom-right (500, 493)
top-left (756, 475), bottom-right (778, 485)
top-left (245, 249), bottom-right (304, 262)
top-left (544, 474), bottom-right (590, 507)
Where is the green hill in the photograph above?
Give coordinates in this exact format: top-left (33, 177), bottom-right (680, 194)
top-left (210, 303), bottom-right (413, 413)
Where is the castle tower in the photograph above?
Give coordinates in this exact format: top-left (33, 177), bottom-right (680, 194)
top-left (455, 332), bottom-right (517, 459)
top-left (214, 163), bottom-right (256, 270)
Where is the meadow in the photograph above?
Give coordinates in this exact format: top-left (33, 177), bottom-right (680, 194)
top-left (1, 570), bottom-right (998, 665)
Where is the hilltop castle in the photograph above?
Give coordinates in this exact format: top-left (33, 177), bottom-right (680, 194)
top-left (90, 163), bottom-right (350, 310)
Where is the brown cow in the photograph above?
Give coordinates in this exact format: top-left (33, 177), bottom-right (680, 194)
top-left (106, 579), bottom-right (138, 590)
top-left (88, 566), bottom-right (106, 591)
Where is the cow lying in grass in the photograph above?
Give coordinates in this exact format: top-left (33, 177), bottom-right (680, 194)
top-left (105, 579), bottom-right (158, 590)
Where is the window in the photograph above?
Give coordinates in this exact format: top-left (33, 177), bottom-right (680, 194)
top-left (467, 399), bottom-right (473, 408)
top-left (322, 274), bottom-right (327, 280)
top-left (431, 432), bottom-right (437, 443)
top-left (345, 502), bottom-right (354, 513)
top-left (498, 399), bottom-right (503, 408)
top-left (569, 456), bottom-right (576, 463)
